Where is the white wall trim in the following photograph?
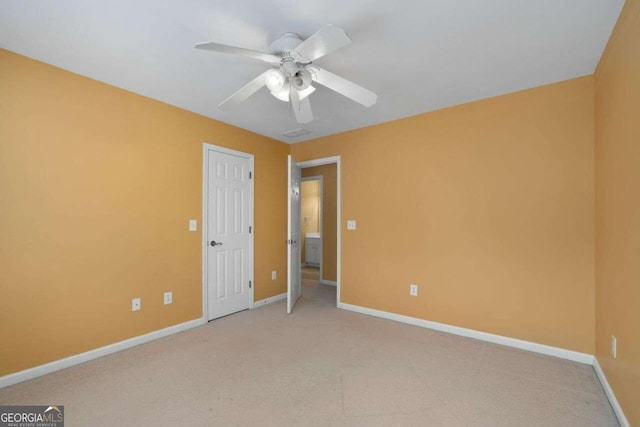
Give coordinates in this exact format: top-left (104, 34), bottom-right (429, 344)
top-left (298, 156), bottom-right (341, 168)
top-left (593, 357), bottom-right (630, 427)
top-left (251, 292), bottom-right (287, 308)
top-left (338, 302), bottom-right (594, 365)
top-left (320, 280), bottom-right (337, 286)
top-left (0, 318), bottom-right (205, 390)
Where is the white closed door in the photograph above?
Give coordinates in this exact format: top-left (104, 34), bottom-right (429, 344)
top-left (206, 147), bottom-right (253, 320)
top-left (287, 155), bottom-right (302, 314)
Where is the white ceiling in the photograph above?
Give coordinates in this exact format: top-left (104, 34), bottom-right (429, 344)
top-left (0, 0), bottom-right (624, 143)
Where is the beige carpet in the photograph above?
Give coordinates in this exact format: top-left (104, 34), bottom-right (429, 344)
top-left (0, 278), bottom-right (617, 426)
top-left (302, 265), bottom-right (321, 285)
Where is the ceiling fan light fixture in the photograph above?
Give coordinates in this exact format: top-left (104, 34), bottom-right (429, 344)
top-left (271, 83), bottom-right (315, 102)
top-left (291, 69), bottom-right (312, 91)
top-left (271, 80), bottom-right (291, 102)
top-left (265, 68), bottom-right (286, 92)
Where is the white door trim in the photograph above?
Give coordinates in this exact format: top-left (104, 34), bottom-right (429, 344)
top-left (297, 156), bottom-right (341, 307)
top-left (202, 143), bottom-right (254, 320)
top-left (301, 175), bottom-right (323, 277)
top-left (287, 155), bottom-right (302, 313)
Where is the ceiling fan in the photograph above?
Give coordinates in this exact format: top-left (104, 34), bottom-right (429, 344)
top-left (195, 25), bottom-right (377, 124)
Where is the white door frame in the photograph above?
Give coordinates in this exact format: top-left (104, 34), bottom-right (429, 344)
top-left (297, 156), bottom-right (341, 306)
top-left (201, 143), bottom-right (255, 320)
top-left (301, 175), bottom-right (323, 278)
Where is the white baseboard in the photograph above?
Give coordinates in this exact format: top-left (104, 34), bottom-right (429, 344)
top-left (593, 357), bottom-right (630, 427)
top-left (252, 292), bottom-right (286, 308)
top-left (0, 318), bottom-right (205, 390)
top-left (320, 279), bottom-right (337, 286)
top-left (338, 302), bottom-right (594, 365)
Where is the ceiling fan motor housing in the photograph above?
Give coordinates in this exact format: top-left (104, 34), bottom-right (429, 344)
top-left (269, 33), bottom-right (304, 58)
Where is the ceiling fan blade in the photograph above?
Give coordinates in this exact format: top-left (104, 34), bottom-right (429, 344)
top-left (291, 25), bottom-right (351, 63)
top-left (218, 70), bottom-right (270, 111)
top-left (195, 42), bottom-right (281, 64)
top-left (310, 66), bottom-right (377, 107)
top-left (290, 86), bottom-right (313, 123)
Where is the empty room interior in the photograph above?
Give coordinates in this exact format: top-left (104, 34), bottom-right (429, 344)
top-left (0, 0), bottom-right (638, 425)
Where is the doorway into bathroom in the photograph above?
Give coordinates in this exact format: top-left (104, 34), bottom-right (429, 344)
top-left (299, 161), bottom-right (338, 305)
top-left (301, 176), bottom-right (323, 272)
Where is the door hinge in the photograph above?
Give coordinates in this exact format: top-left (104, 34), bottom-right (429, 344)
top-left (249, 226), bottom-right (252, 233)
top-left (249, 280), bottom-right (252, 289)
top-left (249, 171), bottom-right (252, 179)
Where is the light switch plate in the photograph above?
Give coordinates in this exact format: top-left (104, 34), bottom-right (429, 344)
top-left (272, 271), bottom-right (277, 280)
top-left (410, 284), bottom-right (418, 296)
top-left (132, 298), bottom-right (141, 311)
top-left (164, 291), bottom-right (172, 305)
top-left (347, 220), bottom-right (357, 230)
top-left (189, 219), bottom-right (197, 231)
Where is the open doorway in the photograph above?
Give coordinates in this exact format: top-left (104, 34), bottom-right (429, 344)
top-left (301, 176), bottom-right (322, 269)
top-left (287, 155), bottom-right (341, 313)
top-left (300, 162), bottom-right (338, 305)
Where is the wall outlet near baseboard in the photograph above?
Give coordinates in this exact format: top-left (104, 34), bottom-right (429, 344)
top-left (410, 284), bottom-right (418, 296)
top-left (272, 271), bottom-right (277, 280)
top-left (611, 335), bottom-right (617, 359)
top-left (132, 298), bottom-right (141, 311)
top-left (164, 291), bottom-right (172, 305)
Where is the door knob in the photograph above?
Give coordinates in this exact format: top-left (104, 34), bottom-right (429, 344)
top-left (210, 241), bottom-right (223, 247)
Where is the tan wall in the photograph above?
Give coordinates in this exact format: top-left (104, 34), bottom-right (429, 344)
top-left (0, 49), bottom-right (288, 376)
top-left (302, 164), bottom-right (337, 282)
top-left (594, 0), bottom-right (640, 423)
top-left (292, 76), bottom-right (595, 353)
top-left (301, 180), bottom-right (320, 262)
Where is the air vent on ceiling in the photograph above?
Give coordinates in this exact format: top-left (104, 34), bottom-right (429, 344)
top-left (282, 128), bottom-right (311, 138)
